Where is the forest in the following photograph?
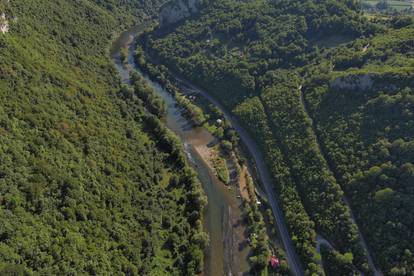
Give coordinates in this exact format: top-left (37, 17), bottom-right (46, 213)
top-left (303, 24), bottom-right (414, 273)
top-left (1, 0), bottom-right (413, 274)
top-left (144, 0), bottom-right (414, 274)
top-left (0, 0), bottom-right (207, 275)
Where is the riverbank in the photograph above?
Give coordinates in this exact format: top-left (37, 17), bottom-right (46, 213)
top-left (193, 143), bottom-right (230, 186)
top-left (111, 23), bottom-right (258, 275)
top-left (133, 26), bottom-right (297, 275)
top-left (136, 25), bottom-right (306, 275)
top-left (191, 138), bottom-right (252, 276)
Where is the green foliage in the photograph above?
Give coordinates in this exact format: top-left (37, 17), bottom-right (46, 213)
top-left (221, 140), bottom-right (233, 154)
top-left (234, 97), bottom-right (322, 274)
top-left (320, 246), bottom-right (358, 275)
top-left (130, 72), bottom-right (166, 117)
top-left (138, 0), bottom-right (413, 273)
top-left (120, 48), bottom-right (128, 64)
top-left (135, 45), bottom-right (207, 126)
top-left (147, 0), bottom-right (375, 104)
top-left (304, 24), bottom-right (414, 274)
top-left (259, 80), bottom-right (370, 272)
top-left (243, 177), bottom-right (274, 275)
top-left (144, 0), bottom-right (381, 273)
top-left (211, 154), bottom-right (230, 184)
top-left (91, 0), bottom-right (167, 25)
top-left (85, 0), bottom-right (414, 275)
top-left (0, 0), bottom-right (206, 275)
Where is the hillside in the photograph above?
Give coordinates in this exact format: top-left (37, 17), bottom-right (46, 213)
top-left (0, 0), bottom-right (206, 275)
top-left (304, 22), bottom-right (414, 274)
top-left (143, 0), bottom-right (414, 274)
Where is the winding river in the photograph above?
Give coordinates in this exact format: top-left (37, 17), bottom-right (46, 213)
top-left (110, 24), bottom-right (251, 276)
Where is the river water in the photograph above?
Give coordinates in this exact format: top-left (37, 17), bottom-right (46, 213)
top-left (110, 24), bottom-right (250, 276)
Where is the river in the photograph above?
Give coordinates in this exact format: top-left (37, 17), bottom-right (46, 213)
top-left (110, 24), bottom-right (251, 276)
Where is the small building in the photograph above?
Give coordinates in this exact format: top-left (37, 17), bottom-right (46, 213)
top-left (269, 255), bottom-right (280, 268)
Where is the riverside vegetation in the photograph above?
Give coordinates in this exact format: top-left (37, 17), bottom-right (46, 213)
top-left (1, 0), bottom-right (413, 275)
top-left (143, 0), bottom-right (414, 274)
top-left (0, 0), bottom-right (208, 275)
top-left (135, 42), bottom-right (288, 274)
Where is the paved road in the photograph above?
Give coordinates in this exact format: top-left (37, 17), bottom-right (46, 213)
top-left (299, 85), bottom-right (382, 276)
top-left (316, 235), bottom-right (334, 254)
top-left (174, 76), bottom-right (305, 276)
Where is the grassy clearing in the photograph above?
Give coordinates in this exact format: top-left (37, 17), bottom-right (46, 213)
top-left (211, 148), bottom-right (230, 184)
top-left (362, 0), bottom-right (413, 11)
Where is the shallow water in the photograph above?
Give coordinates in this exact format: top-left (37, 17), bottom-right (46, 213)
top-left (110, 24), bottom-right (250, 276)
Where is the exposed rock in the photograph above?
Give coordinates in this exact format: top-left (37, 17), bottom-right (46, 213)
top-left (159, 0), bottom-right (201, 27)
top-left (330, 74), bottom-right (374, 91)
top-left (0, 13), bottom-right (9, 34)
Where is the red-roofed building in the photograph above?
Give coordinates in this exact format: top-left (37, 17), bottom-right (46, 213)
top-left (269, 255), bottom-right (280, 268)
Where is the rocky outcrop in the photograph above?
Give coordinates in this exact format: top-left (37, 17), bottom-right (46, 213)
top-left (1, 13), bottom-right (9, 34)
top-left (159, 0), bottom-right (201, 27)
top-left (330, 73), bottom-right (374, 91)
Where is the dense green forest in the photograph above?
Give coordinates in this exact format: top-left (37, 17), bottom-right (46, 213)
top-left (91, 0), bottom-right (166, 22)
top-left (304, 23), bottom-right (414, 274)
top-left (0, 0), bottom-right (207, 275)
top-left (143, 0), bottom-right (414, 274)
top-left (1, 0), bottom-right (413, 274)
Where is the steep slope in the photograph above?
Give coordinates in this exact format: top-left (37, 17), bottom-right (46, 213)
top-left (92, 0), bottom-right (167, 23)
top-left (304, 23), bottom-right (414, 274)
top-left (142, 0), bottom-right (413, 274)
top-left (159, 0), bottom-right (202, 27)
top-left (0, 0), bottom-right (205, 275)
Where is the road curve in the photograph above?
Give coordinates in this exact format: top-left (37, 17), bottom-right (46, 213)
top-left (299, 85), bottom-right (381, 276)
top-left (174, 76), bottom-right (305, 276)
top-left (316, 235), bottom-right (334, 254)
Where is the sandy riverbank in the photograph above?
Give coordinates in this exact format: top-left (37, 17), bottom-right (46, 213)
top-left (193, 143), bottom-right (252, 275)
top-left (193, 144), bottom-right (215, 173)
top-left (238, 166), bottom-right (251, 202)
